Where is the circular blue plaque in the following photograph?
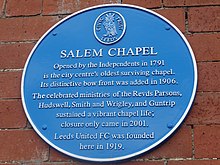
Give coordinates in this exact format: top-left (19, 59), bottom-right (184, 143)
top-left (21, 4), bottom-right (197, 162)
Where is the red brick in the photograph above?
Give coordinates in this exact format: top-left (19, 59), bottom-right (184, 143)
top-left (194, 125), bottom-right (220, 158)
top-left (187, 33), bottom-right (220, 62)
top-left (115, 162), bottom-right (164, 165)
top-left (0, 129), bottom-right (49, 161)
top-left (43, 0), bottom-right (119, 15)
top-left (43, 0), bottom-right (73, 15)
top-left (6, 0), bottom-right (42, 16)
top-left (164, 0), bottom-right (220, 6)
top-left (0, 43), bottom-right (35, 69)
top-left (0, 0), bottom-right (4, 17)
top-left (168, 160), bottom-right (220, 165)
top-left (142, 126), bottom-right (192, 159)
top-left (49, 147), bottom-right (72, 162)
top-left (49, 148), bottom-right (164, 164)
top-left (163, 0), bottom-right (185, 7)
top-left (26, 163), bottom-right (76, 165)
top-left (155, 8), bottom-right (185, 32)
top-left (76, 0), bottom-right (119, 8)
top-left (186, 92), bottom-right (220, 125)
top-left (0, 71), bottom-right (22, 98)
top-left (78, 161), bottom-right (164, 165)
top-left (0, 16), bottom-right (59, 42)
top-left (0, 99), bottom-right (27, 128)
top-left (123, 0), bottom-right (161, 9)
top-left (0, 163), bottom-right (20, 165)
top-left (197, 62), bottom-right (220, 92)
top-left (188, 7), bottom-right (220, 32)
top-left (185, 0), bottom-right (220, 6)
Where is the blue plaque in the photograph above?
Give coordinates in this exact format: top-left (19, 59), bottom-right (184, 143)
top-left (21, 4), bottom-right (197, 162)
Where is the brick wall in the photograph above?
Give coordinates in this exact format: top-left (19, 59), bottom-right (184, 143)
top-left (0, 0), bottom-right (219, 164)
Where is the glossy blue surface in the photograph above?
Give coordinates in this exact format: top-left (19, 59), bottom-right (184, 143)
top-left (22, 4), bottom-right (197, 162)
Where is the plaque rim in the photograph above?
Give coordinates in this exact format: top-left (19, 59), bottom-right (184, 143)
top-left (21, 4), bottom-right (198, 162)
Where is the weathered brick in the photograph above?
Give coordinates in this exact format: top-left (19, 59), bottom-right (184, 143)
top-left (163, 0), bottom-right (185, 7)
top-left (187, 33), bottom-right (220, 62)
top-left (123, 0), bottom-right (161, 9)
top-left (0, 43), bottom-right (34, 69)
top-left (197, 62), bottom-right (220, 92)
top-left (185, 0), bottom-right (220, 6)
top-left (67, 0), bottom-right (119, 10)
top-left (43, 0), bottom-right (76, 15)
top-left (0, 129), bottom-right (49, 161)
top-left (78, 161), bottom-right (164, 165)
top-left (25, 162), bottom-right (75, 165)
top-left (0, 99), bottom-right (27, 128)
top-left (0, 16), bottom-right (59, 42)
top-left (0, 162), bottom-right (20, 165)
top-left (0, 71), bottom-right (22, 98)
top-left (26, 163), bottom-right (76, 165)
top-left (141, 126), bottom-right (192, 159)
top-left (0, 0), bottom-right (4, 17)
top-left (186, 92), bottom-right (220, 125)
top-left (188, 7), bottom-right (220, 32)
top-left (43, 0), bottom-right (119, 15)
top-left (49, 147), bottom-right (72, 162)
top-left (194, 125), bottom-right (220, 158)
top-left (164, 0), bottom-right (220, 6)
top-left (6, 0), bottom-right (42, 16)
top-left (168, 159), bottom-right (220, 165)
top-left (49, 147), bottom-right (164, 163)
top-left (115, 162), bottom-right (164, 165)
top-left (155, 8), bottom-right (185, 32)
